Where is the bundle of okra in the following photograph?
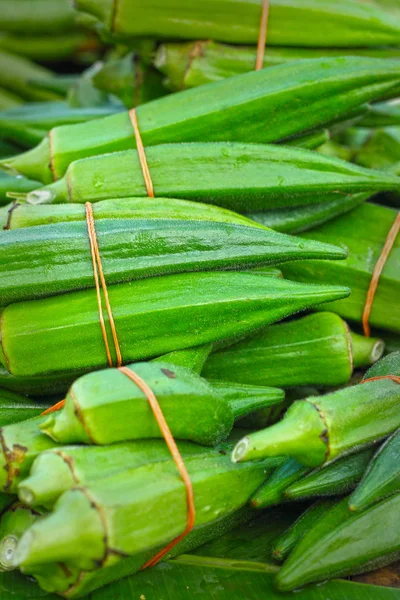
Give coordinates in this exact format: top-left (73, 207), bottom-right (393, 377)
top-left (1, 0), bottom-right (400, 598)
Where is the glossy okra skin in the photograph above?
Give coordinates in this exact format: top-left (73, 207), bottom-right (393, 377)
top-left (4, 56), bottom-right (400, 183)
top-left (272, 498), bottom-right (337, 562)
top-left (250, 459), bottom-right (309, 509)
top-left (23, 142), bottom-right (400, 212)
top-left (156, 41), bottom-right (400, 91)
top-left (0, 416), bottom-right (58, 493)
top-left (232, 354), bottom-right (400, 467)
top-left (203, 312), bottom-right (384, 388)
top-left (0, 0), bottom-right (75, 34)
top-left (0, 197), bottom-right (348, 305)
top-left (276, 494), bottom-right (400, 591)
top-left (0, 271), bottom-right (349, 377)
top-left (39, 365), bottom-right (283, 448)
top-left (0, 502), bottom-right (41, 571)
top-left (74, 0), bottom-right (400, 47)
top-left (281, 202), bottom-right (400, 333)
top-left (349, 428), bottom-right (400, 512)
top-left (0, 389), bottom-right (50, 427)
top-left (0, 366), bottom-right (75, 398)
top-left (15, 452), bottom-right (271, 572)
top-left (285, 446), bottom-right (376, 501)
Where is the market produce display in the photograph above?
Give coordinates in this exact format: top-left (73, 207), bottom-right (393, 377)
top-left (0, 1), bottom-right (400, 599)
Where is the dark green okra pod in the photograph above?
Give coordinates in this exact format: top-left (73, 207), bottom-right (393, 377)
top-left (232, 352), bottom-right (400, 466)
top-left (250, 459), bottom-right (309, 509)
top-left (276, 493), bottom-right (400, 591)
top-left (0, 389), bottom-right (50, 426)
top-left (203, 312), bottom-right (384, 388)
top-left (3, 56), bottom-right (400, 183)
top-left (285, 447), bottom-right (376, 501)
top-left (0, 271), bottom-right (349, 378)
top-left (272, 498), bottom-right (337, 562)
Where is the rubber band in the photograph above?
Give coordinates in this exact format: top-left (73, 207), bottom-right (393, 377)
top-left (118, 366), bottom-right (196, 569)
top-left (86, 202), bottom-right (123, 368)
top-left (362, 212), bottom-right (400, 337)
top-left (129, 108), bottom-right (155, 198)
top-left (361, 375), bottom-right (400, 385)
top-left (41, 399), bottom-right (66, 416)
top-left (256, 0), bottom-right (270, 71)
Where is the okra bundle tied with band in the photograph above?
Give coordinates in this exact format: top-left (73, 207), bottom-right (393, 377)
top-left (15, 142), bottom-right (400, 213)
top-left (0, 271), bottom-right (349, 378)
top-left (203, 312), bottom-right (384, 388)
top-left (3, 56), bottom-right (400, 184)
top-left (0, 196), bottom-right (348, 305)
top-left (232, 352), bottom-right (400, 466)
top-left (74, 0), bottom-right (400, 47)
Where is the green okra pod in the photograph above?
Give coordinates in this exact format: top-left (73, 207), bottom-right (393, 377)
top-left (276, 494), bottom-right (400, 591)
top-left (203, 312), bottom-right (384, 388)
top-left (349, 426), bottom-right (400, 512)
top-left (250, 459), bottom-right (309, 509)
top-left (0, 50), bottom-right (61, 103)
top-left (285, 447), bottom-right (376, 501)
top-left (0, 367), bottom-right (75, 398)
top-left (74, 0), bottom-right (400, 47)
top-left (3, 56), bottom-right (400, 183)
top-left (0, 195), bottom-right (348, 305)
top-left (0, 389), bottom-right (50, 427)
top-left (22, 142), bottom-right (400, 212)
top-left (14, 452), bottom-right (272, 571)
top-left (281, 202), bottom-right (400, 333)
top-left (0, 88), bottom-right (22, 111)
top-left (272, 498), bottom-right (337, 562)
top-left (0, 416), bottom-right (58, 493)
top-left (0, 271), bottom-right (349, 378)
top-left (0, 32), bottom-right (93, 63)
top-left (359, 101), bottom-right (400, 128)
top-left (156, 41), bottom-right (400, 91)
top-left (0, 502), bottom-right (41, 571)
top-left (38, 362), bottom-right (284, 447)
top-left (0, 172), bottom-right (40, 207)
top-left (0, 0), bottom-right (75, 34)
top-left (356, 126), bottom-right (400, 171)
top-left (232, 352), bottom-right (400, 467)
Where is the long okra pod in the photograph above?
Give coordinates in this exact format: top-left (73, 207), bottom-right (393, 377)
top-left (22, 142), bottom-right (400, 212)
top-left (14, 452), bottom-right (272, 571)
top-left (281, 202), bottom-right (400, 333)
top-left (0, 196), bottom-right (347, 305)
top-left (232, 352), bottom-right (400, 466)
top-left (74, 0), bottom-right (400, 47)
top-left (276, 494), bottom-right (400, 591)
top-left (3, 56), bottom-right (400, 183)
top-left (250, 459), bottom-right (309, 509)
top-left (0, 271), bottom-right (349, 377)
top-left (0, 389), bottom-right (50, 426)
top-left (203, 312), bottom-right (384, 388)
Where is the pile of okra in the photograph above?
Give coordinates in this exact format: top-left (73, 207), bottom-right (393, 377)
top-left (0, 0), bottom-right (400, 598)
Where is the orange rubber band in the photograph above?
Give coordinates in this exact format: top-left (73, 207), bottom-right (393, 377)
top-left (118, 366), bottom-right (196, 569)
top-left (256, 0), bottom-right (270, 70)
top-left (129, 108), bottom-right (155, 198)
top-left (361, 375), bottom-right (400, 386)
top-left (41, 399), bottom-right (66, 416)
top-left (86, 202), bottom-right (123, 368)
top-left (362, 212), bottom-right (400, 337)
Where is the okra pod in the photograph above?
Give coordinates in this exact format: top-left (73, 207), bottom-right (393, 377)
top-left (349, 427), bottom-right (400, 512)
top-left (156, 41), bottom-right (400, 91)
top-left (14, 452), bottom-right (272, 571)
top-left (0, 0), bottom-right (75, 34)
top-left (22, 142), bottom-right (400, 212)
top-left (0, 196), bottom-right (348, 305)
top-left (0, 502), bottom-right (41, 571)
top-left (0, 88), bottom-right (22, 110)
top-left (0, 366), bottom-right (75, 398)
top-left (39, 362), bottom-right (285, 447)
top-left (74, 0), bottom-right (400, 47)
top-left (359, 101), bottom-right (400, 128)
top-left (4, 56), bottom-right (400, 183)
top-left (356, 127), bottom-right (400, 171)
top-left (0, 171), bottom-right (40, 206)
top-left (0, 32), bottom-right (93, 63)
top-left (203, 312), bottom-right (384, 388)
top-left (285, 447), bottom-right (376, 501)
top-left (272, 499), bottom-right (337, 562)
top-left (0, 271), bottom-right (349, 377)
top-left (0, 50), bottom-right (61, 103)
top-left (276, 494), bottom-right (400, 591)
top-left (281, 202), bottom-right (400, 333)
top-left (0, 416), bottom-right (58, 493)
top-left (0, 389), bottom-right (50, 427)
top-left (250, 459), bottom-right (309, 509)
top-left (232, 352), bottom-right (400, 467)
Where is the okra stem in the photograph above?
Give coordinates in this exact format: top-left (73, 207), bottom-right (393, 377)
top-left (350, 331), bottom-right (385, 369)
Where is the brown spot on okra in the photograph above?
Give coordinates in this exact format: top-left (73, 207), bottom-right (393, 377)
top-left (48, 130), bottom-right (57, 181)
top-left (161, 368), bottom-right (176, 379)
top-left (78, 486), bottom-right (110, 567)
top-left (59, 563), bottom-right (72, 577)
top-left (0, 430), bottom-right (26, 491)
top-left (54, 450), bottom-right (80, 484)
top-left (70, 389), bottom-right (96, 444)
top-left (9, 502), bottom-right (41, 516)
top-left (0, 314), bottom-right (11, 372)
top-left (344, 321), bottom-right (354, 372)
top-left (3, 201), bottom-right (20, 230)
top-left (184, 41), bottom-right (207, 88)
top-left (306, 399), bottom-right (331, 461)
top-left (111, 0), bottom-right (119, 34)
